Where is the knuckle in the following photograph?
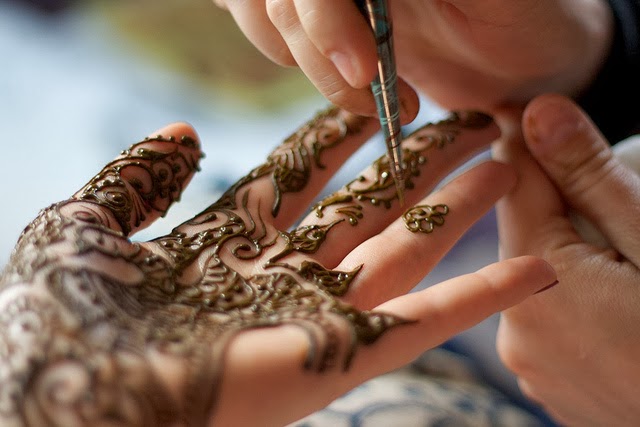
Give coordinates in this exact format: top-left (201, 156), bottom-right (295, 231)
top-left (267, 45), bottom-right (297, 67)
top-left (556, 142), bottom-right (618, 197)
top-left (319, 80), bottom-right (371, 116)
top-left (266, 0), bottom-right (294, 27)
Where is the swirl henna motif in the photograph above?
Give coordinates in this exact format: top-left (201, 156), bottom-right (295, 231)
top-left (77, 135), bottom-right (200, 236)
top-left (0, 107), bottom-right (413, 426)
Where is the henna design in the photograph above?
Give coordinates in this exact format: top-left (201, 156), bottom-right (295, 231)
top-left (313, 111), bottom-right (492, 223)
top-left (313, 193), bottom-right (365, 225)
top-left (267, 220), bottom-right (343, 266)
top-left (0, 108), bottom-right (411, 426)
top-left (76, 135), bottom-right (201, 236)
top-left (240, 107), bottom-right (368, 216)
top-left (403, 204), bottom-right (450, 234)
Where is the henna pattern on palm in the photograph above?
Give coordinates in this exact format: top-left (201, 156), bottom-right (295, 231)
top-left (0, 107), bottom-right (494, 426)
top-left (0, 108), bottom-right (404, 426)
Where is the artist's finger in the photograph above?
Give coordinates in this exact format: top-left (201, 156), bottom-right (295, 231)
top-left (67, 123), bottom-right (202, 236)
top-left (267, 0), bottom-right (418, 121)
top-left (293, 0), bottom-right (377, 88)
top-left (224, 0), bottom-right (296, 66)
top-left (212, 0), bottom-right (227, 9)
top-left (297, 111), bottom-right (501, 268)
top-left (339, 161), bottom-right (516, 309)
top-left (359, 255), bottom-right (557, 376)
top-left (492, 107), bottom-right (580, 258)
top-left (521, 94), bottom-right (640, 264)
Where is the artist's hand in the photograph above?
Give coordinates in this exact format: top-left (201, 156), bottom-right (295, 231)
top-left (494, 94), bottom-right (640, 426)
top-left (0, 108), bottom-right (556, 427)
top-left (213, 0), bottom-right (612, 119)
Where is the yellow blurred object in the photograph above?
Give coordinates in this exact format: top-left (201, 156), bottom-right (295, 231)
top-left (91, 0), bottom-right (317, 111)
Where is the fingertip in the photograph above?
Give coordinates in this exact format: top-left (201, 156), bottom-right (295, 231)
top-left (398, 81), bottom-right (419, 125)
top-left (514, 255), bottom-right (557, 285)
top-left (522, 94), bottom-right (590, 157)
top-left (475, 255), bottom-right (557, 302)
top-left (143, 122), bottom-right (204, 161)
top-left (152, 122), bottom-right (200, 144)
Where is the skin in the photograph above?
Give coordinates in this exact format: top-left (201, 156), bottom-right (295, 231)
top-left (214, 1), bottom-right (639, 423)
top-left (213, 0), bottom-right (613, 120)
top-left (494, 94), bottom-right (640, 426)
top-left (0, 107), bottom-right (557, 426)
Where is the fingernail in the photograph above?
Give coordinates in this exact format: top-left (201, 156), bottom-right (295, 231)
top-left (534, 279), bottom-right (559, 295)
top-left (330, 51), bottom-right (360, 88)
top-left (529, 98), bottom-right (585, 148)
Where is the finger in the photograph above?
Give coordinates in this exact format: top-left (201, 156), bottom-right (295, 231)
top-left (225, 0), bottom-right (296, 66)
top-left (492, 106), bottom-right (580, 258)
top-left (267, 0), bottom-right (419, 122)
top-left (293, 0), bottom-right (377, 88)
top-left (522, 94), bottom-right (640, 263)
top-left (151, 108), bottom-right (380, 271)
top-left (298, 111), bottom-right (500, 268)
top-left (339, 160), bottom-right (516, 309)
top-left (69, 123), bottom-right (202, 236)
top-left (250, 108), bottom-right (380, 230)
top-left (214, 256), bottom-right (554, 426)
top-left (212, 0), bottom-right (228, 10)
top-left (357, 255), bottom-right (557, 377)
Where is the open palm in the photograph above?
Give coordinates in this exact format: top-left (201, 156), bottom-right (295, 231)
top-left (0, 107), bottom-right (555, 426)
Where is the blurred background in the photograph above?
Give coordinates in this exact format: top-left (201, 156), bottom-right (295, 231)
top-left (0, 0), bottom-right (551, 424)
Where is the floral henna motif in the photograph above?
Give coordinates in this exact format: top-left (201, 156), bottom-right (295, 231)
top-left (403, 204), bottom-right (450, 234)
top-left (0, 107), bottom-right (410, 426)
top-left (312, 111), bottom-right (493, 223)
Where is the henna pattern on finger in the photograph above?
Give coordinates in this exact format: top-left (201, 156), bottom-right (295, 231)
top-left (0, 108), bottom-right (412, 426)
top-left (237, 107), bottom-right (368, 217)
top-left (312, 111), bottom-right (493, 224)
top-left (403, 204), bottom-right (450, 234)
top-left (76, 134), bottom-right (201, 236)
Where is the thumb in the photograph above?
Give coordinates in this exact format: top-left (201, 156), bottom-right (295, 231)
top-left (522, 94), bottom-right (640, 261)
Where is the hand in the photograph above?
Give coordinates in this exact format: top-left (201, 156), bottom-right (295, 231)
top-left (0, 107), bottom-right (556, 427)
top-left (213, 0), bottom-right (613, 119)
top-left (493, 94), bottom-right (640, 426)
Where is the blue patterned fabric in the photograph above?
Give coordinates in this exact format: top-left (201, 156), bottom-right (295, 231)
top-left (291, 349), bottom-right (543, 427)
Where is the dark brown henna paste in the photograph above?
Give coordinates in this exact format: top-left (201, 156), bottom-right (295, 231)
top-left (313, 111), bottom-right (492, 224)
top-left (0, 108), bottom-right (409, 426)
top-left (403, 204), bottom-right (450, 234)
top-left (76, 135), bottom-right (201, 236)
top-left (266, 220), bottom-right (343, 266)
top-left (238, 107), bottom-right (368, 217)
